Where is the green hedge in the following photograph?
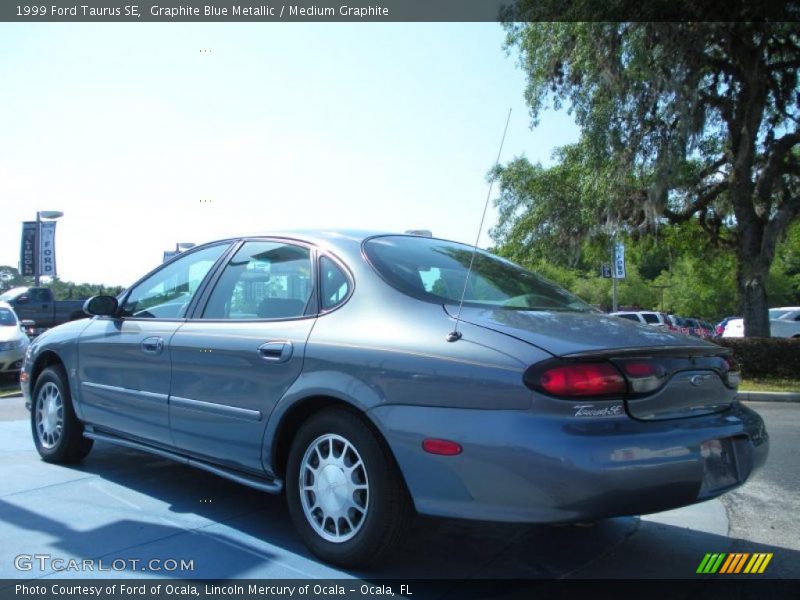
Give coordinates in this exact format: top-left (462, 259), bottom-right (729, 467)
top-left (711, 337), bottom-right (800, 378)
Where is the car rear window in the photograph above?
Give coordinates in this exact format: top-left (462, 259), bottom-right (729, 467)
top-left (616, 313), bottom-right (640, 322)
top-left (641, 313), bottom-right (660, 324)
top-left (363, 235), bottom-right (593, 312)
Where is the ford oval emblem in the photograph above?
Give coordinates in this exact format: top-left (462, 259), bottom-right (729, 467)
top-left (690, 374), bottom-right (713, 387)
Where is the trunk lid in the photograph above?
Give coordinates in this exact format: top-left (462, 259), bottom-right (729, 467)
top-left (445, 306), bottom-right (712, 356)
top-left (448, 306), bottom-right (736, 420)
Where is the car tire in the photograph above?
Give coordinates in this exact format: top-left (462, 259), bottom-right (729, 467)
top-left (31, 365), bottom-right (93, 463)
top-left (285, 408), bottom-right (412, 568)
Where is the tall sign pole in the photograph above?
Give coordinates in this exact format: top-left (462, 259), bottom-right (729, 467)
top-left (612, 241), bottom-right (626, 312)
top-left (34, 212), bottom-right (41, 287)
top-left (612, 270), bottom-right (618, 312)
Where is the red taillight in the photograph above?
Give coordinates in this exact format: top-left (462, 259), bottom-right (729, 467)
top-left (723, 355), bottom-right (741, 388)
top-left (422, 438), bottom-right (462, 456)
top-left (537, 362), bottom-right (626, 397)
top-left (618, 359), bottom-right (667, 393)
top-left (621, 361), bottom-right (657, 377)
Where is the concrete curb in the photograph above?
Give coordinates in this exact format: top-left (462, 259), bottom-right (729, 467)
top-left (738, 391), bottom-right (800, 402)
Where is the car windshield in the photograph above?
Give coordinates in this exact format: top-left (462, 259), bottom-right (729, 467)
top-left (364, 236), bottom-right (594, 312)
top-left (0, 308), bottom-right (17, 326)
top-left (769, 308), bottom-right (792, 320)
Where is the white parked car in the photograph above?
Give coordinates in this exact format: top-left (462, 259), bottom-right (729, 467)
top-left (0, 301), bottom-right (31, 376)
top-left (769, 306), bottom-right (800, 338)
top-left (721, 307), bottom-right (800, 338)
top-left (610, 311), bottom-right (669, 328)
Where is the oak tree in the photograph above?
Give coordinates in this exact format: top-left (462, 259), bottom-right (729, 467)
top-left (501, 19), bottom-right (800, 336)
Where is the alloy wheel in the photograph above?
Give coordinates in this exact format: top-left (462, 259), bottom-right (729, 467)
top-left (35, 381), bottom-right (63, 449)
top-left (299, 433), bottom-right (369, 543)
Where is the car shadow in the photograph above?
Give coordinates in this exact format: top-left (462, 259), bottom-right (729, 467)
top-left (1, 442), bottom-right (798, 580)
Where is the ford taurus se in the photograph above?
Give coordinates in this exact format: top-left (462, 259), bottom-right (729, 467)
top-left (22, 231), bottom-right (768, 567)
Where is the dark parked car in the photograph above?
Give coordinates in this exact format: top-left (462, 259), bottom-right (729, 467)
top-left (21, 231), bottom-right (769, 567)
top-left (683, 317), bottom-right (713, 339)
top-left (0, 287), bottom-right (86, 333)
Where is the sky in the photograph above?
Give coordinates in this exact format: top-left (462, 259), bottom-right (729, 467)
top-left (0, 23), bottom-right (579, 287)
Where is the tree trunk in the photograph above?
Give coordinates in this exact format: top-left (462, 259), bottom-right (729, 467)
top-left (737, 240), bottom-right (771, 338)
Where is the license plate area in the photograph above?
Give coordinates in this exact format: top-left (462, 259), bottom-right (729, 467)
top-left (698, 438), bottom-right (741, 497)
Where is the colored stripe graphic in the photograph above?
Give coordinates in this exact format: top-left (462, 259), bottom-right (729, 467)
top-left (718, 554), bottom-right (734, 573)
top-left (697, 554), bottom-right (713, 573)
top-left (733, 553), bottom-right (749, 573)
top-left (697, 553), bottom-right (726, 574)
top-left (744, 554), bottom-right (760, 573)
top-left (758, 553), bottom-right (773, 573)
top-left (700, 553), bottom-right (773, 574)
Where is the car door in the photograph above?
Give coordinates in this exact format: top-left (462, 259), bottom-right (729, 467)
top-left (168, 239), bottom-right (317, 472)
top-left (77, 243), bottom-right (232, 443)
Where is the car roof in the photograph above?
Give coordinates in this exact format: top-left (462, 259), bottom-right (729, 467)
top-left (212, 229), bottom-right (456, 253)
top-left (236, 229), bottom-right (431, 243)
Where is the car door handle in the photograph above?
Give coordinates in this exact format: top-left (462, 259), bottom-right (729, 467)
top-left (140, 336), bottom-right (164, 355)
top-left (258, 341), bottom-right (293, 363)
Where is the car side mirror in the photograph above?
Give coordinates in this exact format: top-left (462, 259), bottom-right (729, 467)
top-left (16, 295), bottom-right (28, 304)
top-left (83, 295), bottom-right (119, 317)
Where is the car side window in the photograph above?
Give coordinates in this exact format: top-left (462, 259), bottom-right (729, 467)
top-left (616, 314), bottom-right (639, 322)
top-left (203, 241), bottom-right (313, 320)
top-left (320, 256), bottom-right (350, 311)
top-left (120, 244), bottom-right (229, 319)
top-left (30, 289), bottom-right (50, 303)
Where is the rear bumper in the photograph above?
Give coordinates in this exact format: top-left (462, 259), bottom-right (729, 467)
top-left (368, 401), bottom-right (768, 523)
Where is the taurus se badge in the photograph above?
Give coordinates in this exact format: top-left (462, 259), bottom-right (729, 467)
top-left (574, 404), bottom-right (624, 417)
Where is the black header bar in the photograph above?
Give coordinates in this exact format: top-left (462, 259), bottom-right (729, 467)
top-left (2, 0), bottom-right (799, 23)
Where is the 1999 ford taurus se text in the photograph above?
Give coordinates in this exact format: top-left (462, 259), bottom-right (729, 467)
top-left (22, 231), bottom-right (768, 567)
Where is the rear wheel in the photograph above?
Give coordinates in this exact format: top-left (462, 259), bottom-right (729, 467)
top-left (285, 408), bottom-right (411, 567)
top-left (31, 365), bottom-right (93, 463)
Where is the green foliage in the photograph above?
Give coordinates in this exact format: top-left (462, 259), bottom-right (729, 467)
top-left (0, 266), bottom-right (24, 292)
top-left (769, 220), bottom-right (800, 305)
top-left (493, 217), bottom-right (799, 320)
top-left (655, 253), bottom-right (738, 318)
top-left (46, 278), bottom-right (125, 300)
top-left (0, 268), bottom-right (124, 299)
top-left (501, 18), bottom-right (800, 336)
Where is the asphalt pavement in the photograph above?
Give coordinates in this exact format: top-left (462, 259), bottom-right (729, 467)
top-left (0, 394), bottom-right (796, 580)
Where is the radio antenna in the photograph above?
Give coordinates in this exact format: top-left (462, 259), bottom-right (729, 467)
top-left (447, 108), bottom-right (512, 342)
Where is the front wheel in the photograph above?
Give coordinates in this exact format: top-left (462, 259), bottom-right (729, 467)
top-left (31, 365), bottom-right (93, 463)
top-left (285, 409), bottom-right (412, 567)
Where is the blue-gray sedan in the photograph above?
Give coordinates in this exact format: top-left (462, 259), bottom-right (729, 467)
top-left (21, 231), bottom-right (768, 567)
